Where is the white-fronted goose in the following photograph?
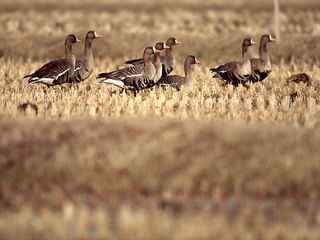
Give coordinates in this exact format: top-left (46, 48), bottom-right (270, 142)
top-left (160, 37), bottom-right (181, 77)
top-left (24, 34), bottom-right (80, 86)
top-left (70, 31), bottom-right (102, 83)
top-left (160, 55), bottom-right (200, 91)
top-left (97, 42), bottom-right (168, 92)
top-left (210, 37), bottom-right (256, 86)
top-left (152, 42), bottom-right (170, 86)
top-left (248, 34), bottom-right (276, 83)
top-left (97, 46), bottom-right (156, 93)
top-left (125, 37), bottom-right (181, 77)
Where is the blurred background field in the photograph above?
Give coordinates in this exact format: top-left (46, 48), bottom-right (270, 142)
top-left (1, 0), bottom-right (320, 239)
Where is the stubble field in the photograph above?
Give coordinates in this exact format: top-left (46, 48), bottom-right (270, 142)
top-left (1, 0), bottom-right (320, 239)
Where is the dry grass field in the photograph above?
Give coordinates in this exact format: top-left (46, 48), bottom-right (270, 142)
top-left (1, 0), bottom-right (320, 239)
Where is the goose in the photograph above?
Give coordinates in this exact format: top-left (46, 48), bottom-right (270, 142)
top-left (97, 46), bottom-right (156, 93)
top-left (159, 55), bottom-right (200, 91)
top-left (70, 31), bottom-right (102, 83)
top-left (210, 37), bottom-right (256, 86)
top-left (159, 37), bottom-right (181, 79)
top-left (125, 37), bottom-right (181, 77)
top-left (153, 42), bottom-right (170, 86)
top-left (24, 34), bottom-right (80, 86)
top-left (248, 34), bottom-right (276, 83)
top-left (97, 42), bottom-right (169, 92)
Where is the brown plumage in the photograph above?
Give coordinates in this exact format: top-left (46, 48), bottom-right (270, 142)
top-left (248, 34), bottom-right (276, 83)
top-left (286, 73), bottom-right (312, 86)
top-left (97, 42), bottom-right (168, 92)
top-left (70, 31), bottom-right (102, 83)
top-left (210, 37), bottom-right (256, 86)
top-left (153, 42), bottom-right (170, 84)
top-left (24, 34), bottom-right (80, 86)
top-left (159, 55), bottom-right (200, 91)
top-left (126, 37), bottom-right (181, 78)
top-left (97, 46), bottom-right (156, 92)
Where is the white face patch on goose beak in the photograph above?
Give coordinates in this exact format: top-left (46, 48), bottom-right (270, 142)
top-left (94, 32), bottom-right (103, 38)
top-left (76, 38), bottom-right (81, 43)
top-left (152, 46), bottom-right (157, 53)
top-left (251, 39), bottom-right (256, 45)
top-left (175, 39), bottom-right (181, 45)
top-left (269, 35), bottom-right (276, 42)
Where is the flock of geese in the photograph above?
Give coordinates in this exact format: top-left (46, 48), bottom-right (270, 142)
top-left (24, 31), bottom-right (279, 94)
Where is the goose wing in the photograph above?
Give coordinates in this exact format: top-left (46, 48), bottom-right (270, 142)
top-left (97, 64), bottom-right (144, 81)
top-left (99, 70), bottom-right (156, 92)
top-left (125, 58), bottom-right (144, 66)
top-left (210, 61), bottom-right (249, 85)
top-left (25, 59), bottom-right (72, 86)
top-left (159, 75), bottom-right (184, 91)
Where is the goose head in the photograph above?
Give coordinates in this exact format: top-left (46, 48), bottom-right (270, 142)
top-left (154, 42), bottom-right (170, 53)
top-left (65, 34), bottom-right (80, 45)
top-left (242, 37), bottom-right (256, 48)
top-left (86, 31), bottom-right (103, 41)
top-left (143, 46), bottom-right (155, 62)
top-left (261, 34), bottom-right (276, 45)
top-left (166, 37), bottom-right (181, 48)
top-left (185, 55), bottom-right (200, 71)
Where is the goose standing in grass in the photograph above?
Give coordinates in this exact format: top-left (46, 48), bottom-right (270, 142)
top-left (248, 34), bottom-right (276, 83)
top-left (159, 55), bottom-right (200, 91)
top-left (97, 46), bottom-right (156, 93)
top-left (125, 37), bottom-right (181, 79)
top-left (24, 34), bottom-right (80, 86)
top-left (70, 31), bottom-right (102, 83)
top-left (97, 42), bottom-right (169, 93)
top-left (210, 37), bottom-right (256, 86)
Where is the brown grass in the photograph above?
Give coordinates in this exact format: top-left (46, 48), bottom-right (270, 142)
top-left (1, 118), bottom-right (320, 239)
top-left (1, 0), bottom-right (320, 239)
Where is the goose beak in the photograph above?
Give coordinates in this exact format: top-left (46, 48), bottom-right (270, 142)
top-left (76, 38), bottom-right (81, 43)
top-left (175, 40), bottom-right (182, 45)
top-left (95, 34), bottom-right (103, 39)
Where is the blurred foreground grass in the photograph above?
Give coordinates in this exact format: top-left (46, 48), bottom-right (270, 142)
top-left (1, 118), bottom-right (320, 239)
